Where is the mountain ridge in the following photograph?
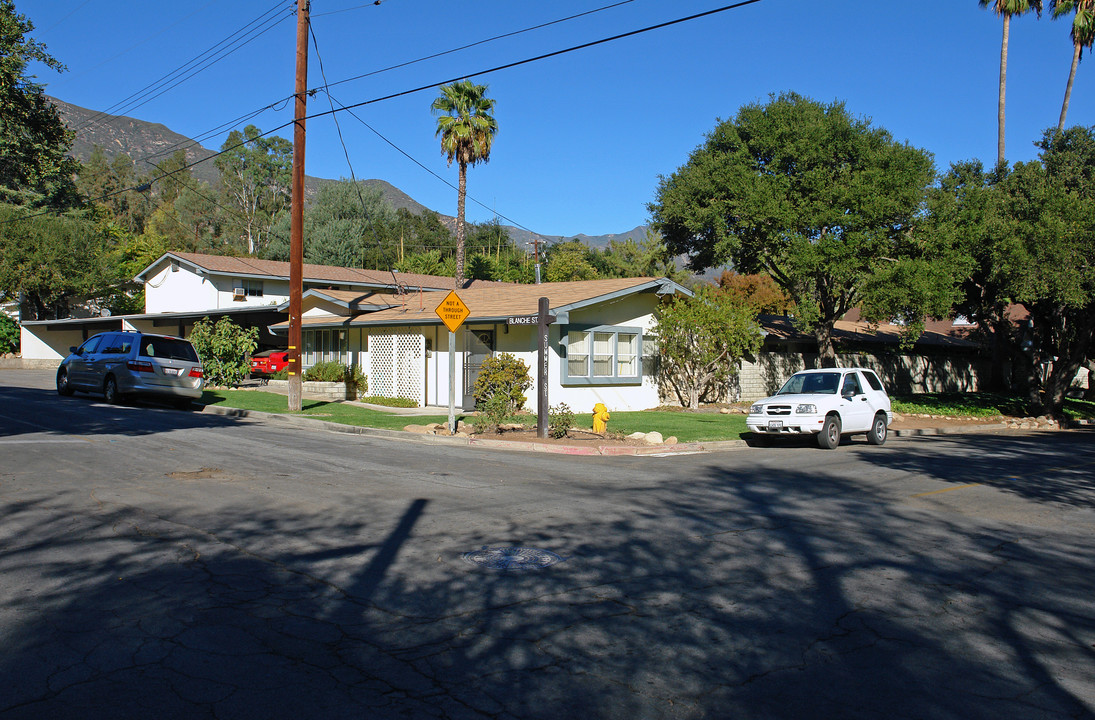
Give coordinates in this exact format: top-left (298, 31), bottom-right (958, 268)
top-left (52, 98), bottom-right (648, 250)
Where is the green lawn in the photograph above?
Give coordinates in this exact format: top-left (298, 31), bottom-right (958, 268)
top-left (200, 389), bottom-right (454, 431)
top-left (891, 392), bottom-right (1095, 420)
top-left (201, 388), bottom-right (1094, 442)
top-left (200, 389), bottom-right (751, 441)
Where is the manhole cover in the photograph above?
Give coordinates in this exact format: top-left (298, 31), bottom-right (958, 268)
top-left (461, 546), bottom-right (565, 571)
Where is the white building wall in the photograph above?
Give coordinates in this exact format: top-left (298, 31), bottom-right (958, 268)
top-left (144, 265), bottom-right (218, 313)
top-left (19, 326), bottom-right (82, 361)
top-left (144, 263), bottom-right (290, 314)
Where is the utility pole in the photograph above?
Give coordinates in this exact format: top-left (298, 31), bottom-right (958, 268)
top-left (288, 0), bottom-right (309, 412)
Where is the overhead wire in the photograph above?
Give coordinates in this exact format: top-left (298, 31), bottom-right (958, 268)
top-left (308, 22), bottom-right (403, 288)
top-left (71, 0), bottom-right (296, 133)
top-left (9, 0), bottom-right (765, 225)
top-left (314, 0), bottom-right (639, 92)
top-left (109, 0), bottom-right (642, 180)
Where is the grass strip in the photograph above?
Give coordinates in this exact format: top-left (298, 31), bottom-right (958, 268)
top-left (201, 389), bottom-right (750, 441)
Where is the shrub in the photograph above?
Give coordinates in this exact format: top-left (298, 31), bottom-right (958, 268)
top-left (189, 316), bottom-right (258, 387)
top-left (0, 314), bottom-right (19, 354)
top-left (303, 361), bottom-right (367, 394)
top-left (548, 402), bottom-right (575, 439)
top-left (472, 353), bottom-right (532, 415)
top-left (472, 393), bottom-right (511, 434)
top-left (359, 395), bottom-right (417, 408)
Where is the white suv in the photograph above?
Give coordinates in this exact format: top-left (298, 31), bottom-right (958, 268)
top-left (746, 368), bottom-right (892, 449)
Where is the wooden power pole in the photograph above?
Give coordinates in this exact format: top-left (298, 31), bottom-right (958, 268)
top-left (288, 0), bottom-right (309, 412)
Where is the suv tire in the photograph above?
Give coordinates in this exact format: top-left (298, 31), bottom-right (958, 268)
top-left (867, 412), bottom-right (888, 446)
top-left (818, 414), bottom-right (842, 449)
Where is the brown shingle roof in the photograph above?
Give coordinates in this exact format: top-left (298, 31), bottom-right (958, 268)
top-left (271, 277), bottom-right (677, 329)
top-left (157, 252), bottom-right (514, 291)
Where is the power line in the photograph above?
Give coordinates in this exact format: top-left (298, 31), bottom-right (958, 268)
top-left (316, 0), bottom-right (639, 92)
top-left (12, 0), bottom-right (765, 225)
top-left (71, 0), bottom-right (295, 133)
top-left (309, 22), bottom-right (401, 286)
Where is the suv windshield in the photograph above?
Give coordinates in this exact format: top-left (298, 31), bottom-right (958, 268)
top-left (141, 336), bottom-right (199, 362)
top-left (776, 372), bottom-right (841, 395)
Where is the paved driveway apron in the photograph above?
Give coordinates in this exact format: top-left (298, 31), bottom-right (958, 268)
top-left (1, 370), bottom-right (1094, 719)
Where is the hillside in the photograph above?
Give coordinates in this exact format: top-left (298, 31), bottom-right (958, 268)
top-left (52, 97), bottom-right (648, 249)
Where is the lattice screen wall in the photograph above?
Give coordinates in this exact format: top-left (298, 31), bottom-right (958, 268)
top-left (368, 333), bottom-right (425, 405)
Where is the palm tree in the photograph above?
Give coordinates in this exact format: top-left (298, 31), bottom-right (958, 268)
top-left (1052, 0), bottom-right (1095, 130)
top-left (980, 0), bottom-right (1043, 166)
top-left (431, 80), bottom-right (498, 289)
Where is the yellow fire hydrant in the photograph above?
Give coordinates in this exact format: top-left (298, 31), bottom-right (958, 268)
top-left (592, 403), bottom-right (610, 434)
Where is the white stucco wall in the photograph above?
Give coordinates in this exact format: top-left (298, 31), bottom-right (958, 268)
top-left (19, 326), bottom-right (82, 361)
top-left (144, 263), bottom-right (289, 314)
top-left (144, 265), bottom-right (219, 313)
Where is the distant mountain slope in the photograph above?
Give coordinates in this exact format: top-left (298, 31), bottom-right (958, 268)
top-left (51, 97), bottom-right (647, 248)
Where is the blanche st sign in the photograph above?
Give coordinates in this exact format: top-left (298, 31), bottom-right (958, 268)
top-left (507, 313), bottom-right (556, 326)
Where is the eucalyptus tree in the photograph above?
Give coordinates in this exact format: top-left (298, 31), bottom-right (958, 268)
top-left (214, 125), bottom-right (292, 256)
top-left (1051, 0), bottom-right (1095, 130)
top-left (431, 80), bottom-right (498, 288)
top-left (979, 0), bottom-right (1044, 166)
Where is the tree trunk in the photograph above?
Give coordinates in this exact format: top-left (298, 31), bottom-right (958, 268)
top-left (455, 162), bottom-right (467, 289)
top-left (997, 14), bottom-right (1009, 167)
top-left (815, 321), bottom-right (837, 368)
top-left (1059, 42), bottom-right (1082, 132)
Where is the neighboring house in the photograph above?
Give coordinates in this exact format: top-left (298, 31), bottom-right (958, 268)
top-left (268, 277), bottom-right (691, 411)
top-left (19, 252), bottom-right (512, 363)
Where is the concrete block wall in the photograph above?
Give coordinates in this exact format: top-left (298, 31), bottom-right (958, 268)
top-left (736, 352), bottom-right (994, 400)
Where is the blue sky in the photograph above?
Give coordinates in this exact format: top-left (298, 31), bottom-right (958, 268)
top-left (27, 0), bottom-right (1095, 240)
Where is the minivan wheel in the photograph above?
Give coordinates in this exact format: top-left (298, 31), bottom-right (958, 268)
top-left (818, 414), bottom-right (841, 449)
top-left (57, 368), bottom-right (75, 396)
top-left (103, 376), bottom-right (121, 404)
top-left (867, 413), bottom-right (888, 446)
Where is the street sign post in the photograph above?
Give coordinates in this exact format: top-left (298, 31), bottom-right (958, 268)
top-left (534, 297), bottom-right (555, 438)
top-left (435, 291), bottom-right (470, 435)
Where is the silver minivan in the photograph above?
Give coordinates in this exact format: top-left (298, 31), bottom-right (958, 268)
top-left (56, 331), bottom-right (205, 409)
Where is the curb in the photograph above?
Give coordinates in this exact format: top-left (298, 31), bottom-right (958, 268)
top-left (893, 423), bottom-right (1008, 437)
top-left (198, 404), bottom-right (747, 456)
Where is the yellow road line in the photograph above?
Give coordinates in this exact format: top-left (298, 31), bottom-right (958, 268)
top-left (911, 483), bottom-right (983, 497)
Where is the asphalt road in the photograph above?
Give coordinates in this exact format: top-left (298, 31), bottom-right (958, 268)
top-left (2, 369), bottom-right (1094, 720)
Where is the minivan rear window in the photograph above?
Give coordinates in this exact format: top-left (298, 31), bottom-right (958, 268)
top-left (141, 337), bottom-right (199, 362)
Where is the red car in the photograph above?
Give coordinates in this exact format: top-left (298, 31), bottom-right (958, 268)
top-left (250, 350), bottom-right (289, 375)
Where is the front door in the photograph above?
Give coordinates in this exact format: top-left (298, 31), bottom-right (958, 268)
top-left (463, 329), bottom-right (494, 408)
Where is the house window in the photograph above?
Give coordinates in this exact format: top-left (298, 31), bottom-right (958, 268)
top-left (563, 326), bottom-right (643, 385)
top-left (302, 328), bottom-right (348, 368)
top-left (243, 279), bottom-right (263, 297)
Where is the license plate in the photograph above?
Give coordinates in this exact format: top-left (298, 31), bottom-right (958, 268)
top-left (767, 420), bottom-right (784, 430)
top-left (163, 367), bottom-right (181, 376)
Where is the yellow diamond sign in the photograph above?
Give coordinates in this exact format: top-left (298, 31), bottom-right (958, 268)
top-left (435, 290), bottom-right (470, 333)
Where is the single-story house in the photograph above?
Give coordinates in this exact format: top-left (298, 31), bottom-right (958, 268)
top-left (269, 277), bottom-right (691, 412)
top-left (19, 251), bottom-right (512, 362)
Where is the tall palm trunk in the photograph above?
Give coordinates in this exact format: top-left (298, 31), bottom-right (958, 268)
top-left (455, 161), bottom-right (467, 289)
top-left (1059, 41), bottom-right (1082, 131)
top-left (997, 13), bottom-right (1010, 166)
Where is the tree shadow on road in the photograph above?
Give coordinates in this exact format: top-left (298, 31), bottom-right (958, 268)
top-left (0, 448), bottom-right (1093, 719)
